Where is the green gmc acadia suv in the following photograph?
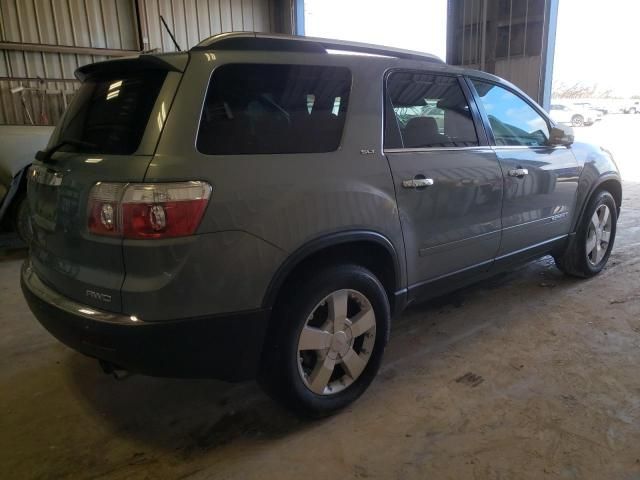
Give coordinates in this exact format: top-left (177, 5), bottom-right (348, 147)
top-left (22, 33), bottom-right (621, 415)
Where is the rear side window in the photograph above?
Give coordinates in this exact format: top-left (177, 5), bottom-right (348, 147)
top-left (385, 72), bottom-right (479, 149)
top-left (471, 80), bottom-right (550, 147)
top-left (197, 64), bottom-right (351, 155)
top-left (59, 71), bottom-right (166, 155)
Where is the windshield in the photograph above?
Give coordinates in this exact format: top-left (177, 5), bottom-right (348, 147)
top-left (57, 71), bottom-right (167, 155)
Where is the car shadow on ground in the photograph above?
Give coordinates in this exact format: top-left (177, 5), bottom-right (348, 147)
top-left (61, 254), bottom-right (588, 459)
top-left (66, 355), bottom-right (308, 459)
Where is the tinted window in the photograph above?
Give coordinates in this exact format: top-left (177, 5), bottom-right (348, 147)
top-left (197, 64), bottom-right (351, 155)
top-left (471, 80), bottom-right (550, 147)
top-left (385, 72), bottom-right (478, 149)
top-left (59, 71), bottom-right (166, 155)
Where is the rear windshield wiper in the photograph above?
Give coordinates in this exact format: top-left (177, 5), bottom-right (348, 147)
top-left (35, 139), bottom-right (98, 163)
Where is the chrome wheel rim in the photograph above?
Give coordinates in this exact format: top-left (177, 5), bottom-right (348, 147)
top-left (586, 204), bottom-right (612, 266)
top-left (297, 289), bottom-right (376, 395)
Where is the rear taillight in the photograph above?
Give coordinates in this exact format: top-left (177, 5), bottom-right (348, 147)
top-left (88, 181), bottom-right (211, 239)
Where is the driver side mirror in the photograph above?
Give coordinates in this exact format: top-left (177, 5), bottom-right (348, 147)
top-left (549, 125), bottom-right (574, 147)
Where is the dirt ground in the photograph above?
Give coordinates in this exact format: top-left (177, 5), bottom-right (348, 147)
top-left (1, 115), bottom-right (639, 480)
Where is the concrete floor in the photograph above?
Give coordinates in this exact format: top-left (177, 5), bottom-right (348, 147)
top-left (1, 115), bottom-right (640, 479)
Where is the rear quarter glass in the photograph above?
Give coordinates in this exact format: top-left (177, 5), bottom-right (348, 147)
top-left (196, 63), bottom-right (352, 155)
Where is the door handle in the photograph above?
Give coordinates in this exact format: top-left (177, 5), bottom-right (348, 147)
top-left (402, 177), bottom-right (434, 188)
top-left (507, 168), bottom-right (529, 178)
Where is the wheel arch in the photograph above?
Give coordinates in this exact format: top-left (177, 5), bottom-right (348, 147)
top-left (572, 174), bottom-right (622, 232)
top-left (597, 178), bottom-right (622, 212)
top-left (262, 230), bottom-right (405, 316)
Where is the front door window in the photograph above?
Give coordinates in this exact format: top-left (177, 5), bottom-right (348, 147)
top-left (471, 80), bottom-right (550, 147)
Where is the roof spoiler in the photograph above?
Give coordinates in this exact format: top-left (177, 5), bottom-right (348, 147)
top-left (75, 54), bottom-right (186, 81)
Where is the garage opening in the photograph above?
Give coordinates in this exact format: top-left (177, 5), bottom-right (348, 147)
top-left (303, 0), bottom-right (448, 60)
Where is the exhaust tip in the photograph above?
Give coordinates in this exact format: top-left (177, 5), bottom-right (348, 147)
top-left (98, 359), bottom-right (130, 380)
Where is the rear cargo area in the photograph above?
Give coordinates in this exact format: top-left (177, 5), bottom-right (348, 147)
top-left (27, 56), bottom-right (186, 312)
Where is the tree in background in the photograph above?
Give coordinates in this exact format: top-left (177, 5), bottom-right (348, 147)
top-left (552, 82), bottom-right (616, 99)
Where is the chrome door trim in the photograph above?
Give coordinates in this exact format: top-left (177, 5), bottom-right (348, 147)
top-left (491, 145), bottom-right (568, 151)
top-left (384, 146), bottom-right (494, 154)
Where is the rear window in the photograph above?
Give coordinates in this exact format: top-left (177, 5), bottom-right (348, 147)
top-left (197, 64), bottom-right (351, 155)
top-left (58, 71), bottom-right (166, 155)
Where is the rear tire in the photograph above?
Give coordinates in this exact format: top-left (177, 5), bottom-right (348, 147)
top-left (554, 190), bottom-right (617, 278)
top-left (259, 264), bottom-right (390, 417)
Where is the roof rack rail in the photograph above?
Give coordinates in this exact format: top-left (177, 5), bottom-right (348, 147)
top-left (191, 32), bottom-right (443, 63)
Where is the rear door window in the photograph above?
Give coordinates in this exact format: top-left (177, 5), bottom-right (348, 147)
top-left (385, 72), bottom-right (479, 149)
top-left (197, 64), bottom-right (351, 155)
top-left (58, 71), bottom-right (167, 155)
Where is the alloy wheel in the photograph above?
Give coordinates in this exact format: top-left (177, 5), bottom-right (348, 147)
top-left (297, 289), bottom-right (376, 395)
top-left (586, 204), bottom-right (612, 266)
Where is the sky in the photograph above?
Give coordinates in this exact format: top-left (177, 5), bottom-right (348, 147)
top-left (553, 0), bottom-right (640, 97)
top-left (304, 0), bottom-right (447, 60)
top-left (305, 0), bottom-right (640, 98)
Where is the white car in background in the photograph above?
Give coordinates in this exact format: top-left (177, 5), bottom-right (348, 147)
top-left (549, 103), bottom-right (601, 127)
top-left (573, 101), bottom-right (608, 116)
top-left (623, 100), bottom-right (640, 114)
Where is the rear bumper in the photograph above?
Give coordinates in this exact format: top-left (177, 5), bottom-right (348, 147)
top-left (21, 261), bottom-right (270, 381)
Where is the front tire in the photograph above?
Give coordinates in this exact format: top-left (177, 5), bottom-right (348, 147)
top-left (554, 190), bottom-right (617, 277)
top-left (259, 265), bottom-right (390, 416)
top-left (571, 115), bottom-right (585, 127)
